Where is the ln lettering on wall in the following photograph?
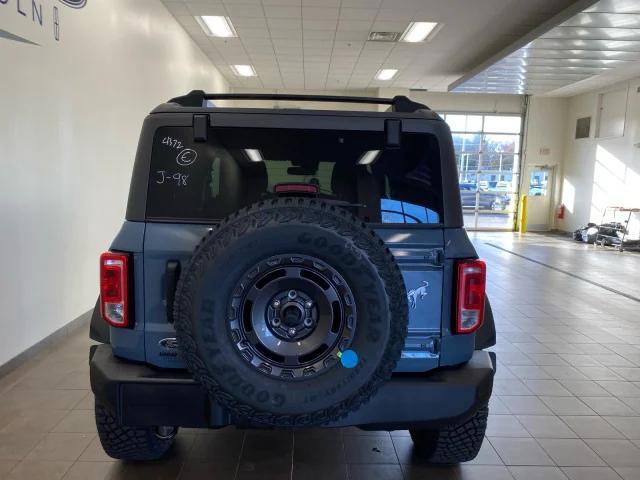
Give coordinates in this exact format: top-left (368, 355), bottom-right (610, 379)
top-left (0, 0), bottom-right (86, 45)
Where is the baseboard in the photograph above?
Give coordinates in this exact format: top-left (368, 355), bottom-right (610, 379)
top-left (0, 309), bottom-right (92, 379)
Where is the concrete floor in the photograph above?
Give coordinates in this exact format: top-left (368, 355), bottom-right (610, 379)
top-left (1, 232), bottom-right (640, 479)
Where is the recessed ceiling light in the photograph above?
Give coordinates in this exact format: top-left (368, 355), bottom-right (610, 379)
top-left (231, 64), bottom-right (256, 77)
top-left (375, 69), bottom-right (398, 81)
top-left (400, 22), bottom-right (440, 43)
top-left (245, 149), bottom-right (263, 162)
top-left (357, 150), bottom-right (381, 165)
top-left (195, 16), bottom-right (237, 37)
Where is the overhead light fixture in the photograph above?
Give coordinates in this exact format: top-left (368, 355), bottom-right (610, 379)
top-left (231, 64), bottom-right (256, 77)
top-left (400, 21), bottom-right (440, 43)
top-left (195, 16), bottom-right (237, 37)
top-left (357, 150), bottom-right (381, 165)
top-left (375, 69), bottom-right (398, 81)
top-left (245, 149), bottom-right (263, 162)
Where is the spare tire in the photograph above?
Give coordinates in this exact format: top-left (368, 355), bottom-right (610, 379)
top-left (173, 197), bottom-right (408, 426)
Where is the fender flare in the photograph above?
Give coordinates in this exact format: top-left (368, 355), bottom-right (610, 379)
top-left (475, 295), bottom-right (496, 350)
top-left (90, 297), bottom-right (110, 344)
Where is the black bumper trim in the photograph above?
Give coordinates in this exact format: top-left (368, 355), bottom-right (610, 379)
top-left (89, 344), bottom-right (494, 430)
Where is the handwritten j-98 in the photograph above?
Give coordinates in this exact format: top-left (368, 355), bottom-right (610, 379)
top-left (156, 171), bottom-right (188, 186)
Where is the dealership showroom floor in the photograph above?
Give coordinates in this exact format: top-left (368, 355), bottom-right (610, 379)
top-left (0, 233), bottom-right (638, 480)
top-left (4, 0), bottom-right (640, 479)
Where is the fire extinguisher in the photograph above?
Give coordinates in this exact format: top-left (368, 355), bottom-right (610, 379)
top-left (557, 203), bottom-right (565, 219)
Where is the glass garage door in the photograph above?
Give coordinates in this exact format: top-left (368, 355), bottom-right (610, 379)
top-left (442, 113), bottom-right (522, 230)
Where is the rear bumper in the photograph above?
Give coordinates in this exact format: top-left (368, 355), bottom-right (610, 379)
top-left (90, 344), bottom-right (495, 430)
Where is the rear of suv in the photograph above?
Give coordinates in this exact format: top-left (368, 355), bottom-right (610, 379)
top-left (89, 91), bottom-right (496, 463)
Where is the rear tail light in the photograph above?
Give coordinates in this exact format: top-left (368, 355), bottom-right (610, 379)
top-left (100, 252), bottom-right (130, 328)
top-left (456, 259), bottom-right (486, 334)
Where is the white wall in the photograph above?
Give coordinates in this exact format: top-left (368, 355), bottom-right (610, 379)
top-left (0, 0), bottom-right (228, 366)
top-left (231, 87), bottom-right (524, 114)
top-left (384, 89), bottom-right (524, 115)
top-left (521, 96), bottom-right (569, 230)
top-left (229, 88), bottom-right (381, 111)
top-left (556, 79), bottom-right (640, 235)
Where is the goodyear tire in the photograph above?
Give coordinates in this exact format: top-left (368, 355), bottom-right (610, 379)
top-left (173, 197), bottom-right (408, 426)
top-left (409, 406), bottom-right (489, 464)
top-left (95, 401), bottom-right (176, 461)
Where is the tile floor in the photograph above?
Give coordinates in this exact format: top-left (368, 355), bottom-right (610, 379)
top-left (1, 232), bottom-right (640, 479)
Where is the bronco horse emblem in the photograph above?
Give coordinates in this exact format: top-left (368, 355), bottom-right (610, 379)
top-left (407, 281), bottom-right (429, 309)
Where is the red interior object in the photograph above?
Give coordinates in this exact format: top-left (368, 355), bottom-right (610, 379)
top-left (274, 183), bottom-right (319, 195)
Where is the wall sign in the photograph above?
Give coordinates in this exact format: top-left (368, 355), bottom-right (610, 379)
top-left (0, 0), bottom-right (86, 45)
top-left (58, 0), bottom-right (86, 8)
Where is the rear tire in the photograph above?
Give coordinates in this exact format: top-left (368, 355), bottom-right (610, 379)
top-left (94, 401), bottom-right (177, 461)
top-left (409, 406), bottom-right (488, 464)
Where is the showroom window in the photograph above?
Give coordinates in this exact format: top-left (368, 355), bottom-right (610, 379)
top-left (442, 113), bottom-right (522, 230)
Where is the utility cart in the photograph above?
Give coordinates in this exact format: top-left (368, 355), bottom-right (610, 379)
top-left (594, 206), bottom-right (640, 252)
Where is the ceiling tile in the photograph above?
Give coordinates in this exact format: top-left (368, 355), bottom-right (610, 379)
top-left (303, 18), bottom-right (338, 30)
top-left (264, 5), bottom-right (302, 18)
top-left (336, 19), bottom-right (373, 32)
top-left (302, 7), bottom-right (339, 19)
top-left (163, 2), bottom-right (190, 16)
top-left (376, 9), bottom-right (416, 22)
top-left (267, 18), bottom-right (302, 30)
top-left (225, 4), bottom-right (263, 17)
top-left (302, 0), bottom-right (340, 7)
top-left (235, 27), bottom-right (271, 38)
top-left (232, 17), bottom-right (269, 29)
top-left (334, 30), bottom-right (370, 41)
top-left (339, 8), bottom-right (379, 21)
top-left (185, 3), bottom-right (227, 16)
top-left (370, 20), bottom-right (409, 32)
top-left (303, 29), bottom-right (335, 40)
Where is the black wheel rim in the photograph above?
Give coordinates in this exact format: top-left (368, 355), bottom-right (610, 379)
top-left (228, 254), bottom-right (357, 380)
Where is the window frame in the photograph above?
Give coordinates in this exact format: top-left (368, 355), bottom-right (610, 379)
top-left (442, 111), bottom-right (524, 231)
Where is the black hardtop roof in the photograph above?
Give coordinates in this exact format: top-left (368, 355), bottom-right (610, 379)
top-left (151, 90), bottom-right (442, 121)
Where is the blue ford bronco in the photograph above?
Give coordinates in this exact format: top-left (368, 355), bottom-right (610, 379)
top-left (89, 91), bottom-right (496, 463)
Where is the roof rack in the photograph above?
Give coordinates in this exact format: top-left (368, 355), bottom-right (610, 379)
top-left (167, 90), bottom-right (429, 113)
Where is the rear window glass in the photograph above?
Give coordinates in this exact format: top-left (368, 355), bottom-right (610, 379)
top-left (146, 126), bottom-right (443, 224)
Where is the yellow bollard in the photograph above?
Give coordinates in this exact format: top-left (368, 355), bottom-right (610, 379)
top-left (519, 195), bottom-right (528, 233)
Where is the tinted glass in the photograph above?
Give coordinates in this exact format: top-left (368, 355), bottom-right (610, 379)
top-left (146, 127), bottom-right (443, 224)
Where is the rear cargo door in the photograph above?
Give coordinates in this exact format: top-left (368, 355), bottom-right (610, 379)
top-left (141, 114), bottom-right (447, 370)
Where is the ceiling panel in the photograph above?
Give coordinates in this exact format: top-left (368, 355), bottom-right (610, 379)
top-left (164, 0), bottom-right (581, 91)
top-left (530, 38), bottom-right (640, 50)
top-left (543, 26), bottom-right (640, 40)
top-left (453, 0), bottom-right (640, 94)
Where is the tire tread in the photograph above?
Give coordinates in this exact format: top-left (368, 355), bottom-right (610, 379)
top-left (95, 401), bottom-right (175, 461)
top-left (410, 406), bottom-right (488, 464)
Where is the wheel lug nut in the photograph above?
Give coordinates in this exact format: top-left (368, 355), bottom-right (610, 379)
top-left (272, 317), bottom-right (281, 327)
top-left (305, 300), bottom-right (313, 308)
top-left (303, 317), bottom-right (313, 327)
top-left (288, 328), bottom-right (296, 337)
top-left (288, 290), bottom-right (297, 299)
top-left (272, 299), bottom-right (280, 308)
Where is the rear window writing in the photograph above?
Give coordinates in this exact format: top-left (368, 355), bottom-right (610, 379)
top-left (146, 126), bottom-right (443, 224)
